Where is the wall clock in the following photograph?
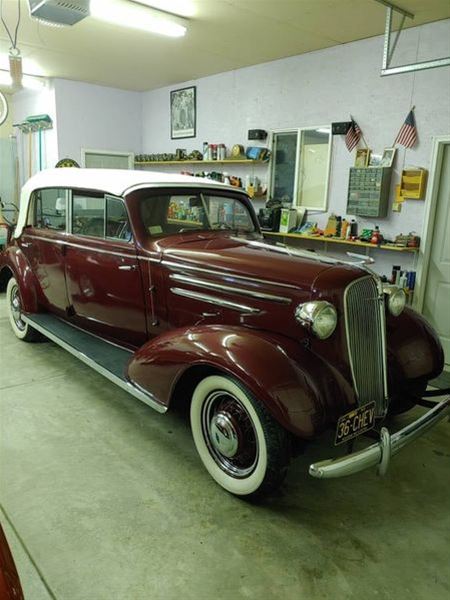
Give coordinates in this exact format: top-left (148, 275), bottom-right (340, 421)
top-left (0, 91), bottom-right (9, 127)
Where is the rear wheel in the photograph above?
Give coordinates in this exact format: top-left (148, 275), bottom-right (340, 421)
top-left (6, 277), bottom-right (41, 342)
top-left (190, 375), bottom-right (291, 498)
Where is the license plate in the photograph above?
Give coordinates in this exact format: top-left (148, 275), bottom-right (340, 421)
top-left (335, 402), bottom-right (376, 446)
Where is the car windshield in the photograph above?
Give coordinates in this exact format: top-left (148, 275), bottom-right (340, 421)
top-left (140, 191), bottom-right (256, 236)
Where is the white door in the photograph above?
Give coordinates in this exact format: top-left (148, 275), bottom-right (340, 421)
top-left (422, 143), bottom-right (450, 366)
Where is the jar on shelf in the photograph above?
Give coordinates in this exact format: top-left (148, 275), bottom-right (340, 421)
top-left (217, 144), bottom-right (226, 160)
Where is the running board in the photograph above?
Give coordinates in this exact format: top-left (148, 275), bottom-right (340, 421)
top-left (23, 313), bottom-right (167, 414)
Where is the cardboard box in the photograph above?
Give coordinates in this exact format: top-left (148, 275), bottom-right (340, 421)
top-left (279, 208), bottom-right (298, 233)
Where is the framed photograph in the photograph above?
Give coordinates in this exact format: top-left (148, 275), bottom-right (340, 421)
top-left (170, 86), bottom-right (196, 139)
top-left (369, 153), bottom-right (382, 167)
top-left (354, 148), bottom-right (371, 168)
top-left (380, 147), bottom-right (396, 167)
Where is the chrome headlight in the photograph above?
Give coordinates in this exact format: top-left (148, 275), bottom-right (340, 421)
top-left (384, 285), bottom-right (406, 316)
top-left (295, 301), bottom-right (338, 340)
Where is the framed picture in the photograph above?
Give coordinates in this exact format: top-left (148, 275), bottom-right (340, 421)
top-left (170, 86), bottom-right (196, 139)
top-left (369, 153), bottom-right (382, 167)
top-left (355, 148), bottom-right (371, 168)
top-left (380, 147), bottom-right (396, 167)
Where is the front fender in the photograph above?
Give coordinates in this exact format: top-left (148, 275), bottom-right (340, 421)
top-left (387, 307), bottom-right (444, 386)
top-left (0, 246), bottom-right (40, 313)
top-left (127, 325), bottom-right (355, 439)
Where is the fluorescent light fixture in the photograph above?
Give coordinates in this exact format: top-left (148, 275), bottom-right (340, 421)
top-left (0, 69), bottom-right (46, 90)
top-left (132, 0), bottom-right (196, 18)
top-left (0, 54), bottom-right (47, 77)
top-left (22, 75), bottom-right (46, 90)
top-left (90, 0), bottom-right (187, 37)
top-left (0, 70), bottom-right (12, 87)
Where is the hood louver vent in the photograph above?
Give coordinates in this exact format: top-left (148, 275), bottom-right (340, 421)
top-left (28, 0), bottom-right (90, 26)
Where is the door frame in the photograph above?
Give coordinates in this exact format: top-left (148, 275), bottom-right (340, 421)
top-left (414, 135), bottom-right (450, 313)
top-left (81, 148), bottom-right (134, 169)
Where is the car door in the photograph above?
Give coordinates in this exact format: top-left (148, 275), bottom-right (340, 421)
top-left (64, 191), bottom-right (147, 348)
top-left (19, 187), bottom-right (70, 316)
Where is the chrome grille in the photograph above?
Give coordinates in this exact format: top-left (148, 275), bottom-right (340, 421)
top-left (344, 276), bottom-right (387, 416)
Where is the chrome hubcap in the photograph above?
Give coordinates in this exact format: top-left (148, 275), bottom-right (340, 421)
top-left (210, 411), bottom-right (239, 458)
top-left (10, 285), bottom-right (26, 331)
top-left (202, 390), bottom-right (258, 478)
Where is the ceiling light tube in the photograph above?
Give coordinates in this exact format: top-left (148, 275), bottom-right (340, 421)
top-left (90, 0), bottom-right (187, 37)
top-left (131, 0), bottom-right (196, 18)
top-left (0, 69), bottom-right (46, 90)
top-left (0, 70), bottom-right (13, 87)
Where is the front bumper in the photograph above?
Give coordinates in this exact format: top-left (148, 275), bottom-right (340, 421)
top-left (309, 396), bottom-right (450, 479)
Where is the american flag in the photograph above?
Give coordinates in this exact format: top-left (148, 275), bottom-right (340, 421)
top-left (345, 119), bottom-right (362, 152)
top-left (395, 110), bottom-right (417, 148)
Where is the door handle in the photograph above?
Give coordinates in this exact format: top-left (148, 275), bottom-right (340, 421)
top-left (118, 264), bottom-right (137, 271)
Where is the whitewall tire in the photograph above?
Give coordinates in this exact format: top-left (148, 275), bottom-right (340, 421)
top-left (6, 277), bottom-right (41, 342)
top-left (190, 375), bottom-right (290, 497)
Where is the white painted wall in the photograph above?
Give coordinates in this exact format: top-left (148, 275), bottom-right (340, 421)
top-left (141, 19), bottom-right (450, 276)
top-left (53, 79), bottom-right (142, 163)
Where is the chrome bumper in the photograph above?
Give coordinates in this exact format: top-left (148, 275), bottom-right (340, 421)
top-left (309, 397), bottom-right (450, 479)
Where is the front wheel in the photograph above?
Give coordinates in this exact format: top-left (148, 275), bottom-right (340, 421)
top-left (190, 375), bottom-right (291, 498)
top-left (6, 277), bottom-right (41, 342)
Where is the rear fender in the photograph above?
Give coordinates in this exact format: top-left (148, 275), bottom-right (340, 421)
top-left (128, 325), bottom-right (355, 439)
top-left (0, 247), bottom-right (40, 313)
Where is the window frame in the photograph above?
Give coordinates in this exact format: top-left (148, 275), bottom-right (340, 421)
top-left (268, 125), bottom-right (332, 212)
top-left (81, 148), bottom-right (134, 169)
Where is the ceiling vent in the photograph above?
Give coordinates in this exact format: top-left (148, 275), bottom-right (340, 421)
top-left (28, 1), bottom-right (90, 26)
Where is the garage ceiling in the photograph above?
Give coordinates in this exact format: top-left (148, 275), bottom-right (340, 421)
top-left (0, 0), bottom-right (449, 91)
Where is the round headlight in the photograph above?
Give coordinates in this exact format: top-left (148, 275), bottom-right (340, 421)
top-left (384, 286), bottom-right (406, 316)
top-left (295, 301), bottom-right (338, 340)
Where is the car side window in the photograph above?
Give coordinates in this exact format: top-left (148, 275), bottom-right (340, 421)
top-left (34, 188), bottom-right (68, 231)
top-left (72, 193), bottom-right (105, 238)
top-left (72, 193), bottom-right (132, 241)
top-left (106, 197), bottom-right (132, 241)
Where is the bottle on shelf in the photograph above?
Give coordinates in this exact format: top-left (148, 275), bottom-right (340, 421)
top-left (371, 225), bottom-right (382, 245)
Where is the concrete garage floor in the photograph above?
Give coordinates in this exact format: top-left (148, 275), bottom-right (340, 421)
top-left (0, 295), bottom-right (449, 600)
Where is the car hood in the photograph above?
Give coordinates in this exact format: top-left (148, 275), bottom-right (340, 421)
top-left (157, 233), bottom-right (360, 292)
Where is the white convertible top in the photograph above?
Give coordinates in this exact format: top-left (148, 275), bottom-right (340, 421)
top-left (15, 168), bottom-right (230, 238)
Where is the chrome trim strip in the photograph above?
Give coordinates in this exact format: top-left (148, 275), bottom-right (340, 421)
top-left (170, 287), bottom-right (261, 314)
top-left (309, 397), bottom-right (450, 479)
top-left (162, 259), bottom-right (299, 290)
top-left (22, 315), bottom-right (167, 414)
top-left (25, 234), bottom-right (137, 260)
top-left (239, 237), bottom-right (340, 266)
top-left (138, 255), bottom-right (161, 264)
top-left (169, 273), bottom-right (292, 304)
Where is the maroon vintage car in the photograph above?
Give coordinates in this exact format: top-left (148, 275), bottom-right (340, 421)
top-left (0, 523), bottom-right (24, 600)
top-left (0, 168), bottom-right (448, 497)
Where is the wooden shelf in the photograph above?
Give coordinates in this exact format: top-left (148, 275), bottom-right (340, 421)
top-left (135, 159), bottom-right (268, 166)
top-left (264, 231), bottom-right (419, 252)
